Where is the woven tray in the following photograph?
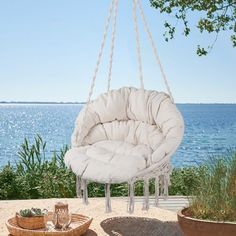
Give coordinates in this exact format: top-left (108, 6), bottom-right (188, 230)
top-left (6, 212), bottom-right (93, 236)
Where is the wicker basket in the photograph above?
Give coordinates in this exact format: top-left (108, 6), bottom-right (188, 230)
top-left (16, 213), bottom-right (45, 230)
top-left (6, 212), bottom-right (93, 236)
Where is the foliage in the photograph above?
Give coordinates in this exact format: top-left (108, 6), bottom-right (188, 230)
top-left (0, 164), bottom-right (20, 199)
top-left (87, 168), bottom-right (199, 198)
top-left (0, 135), bottom-right (75, 200)
top-left (150, 0), bottom-right (236, 55)
top-left (169, 167), bottom-right (200, 196)
top-left (188, 151), bottom-right (236, 222)
top-left (2, 135), bottom-right (235, 222)
top-left (0, 135), bottom-right (210, 200)
top-left (19, 208), bottom-right (45, 217)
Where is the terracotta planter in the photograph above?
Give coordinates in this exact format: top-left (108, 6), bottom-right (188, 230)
top-left (177, 208), bottom-right (236, 236)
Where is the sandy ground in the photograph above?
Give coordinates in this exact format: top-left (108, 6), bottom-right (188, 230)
top-left (0, 197), bottom-right (181, 236)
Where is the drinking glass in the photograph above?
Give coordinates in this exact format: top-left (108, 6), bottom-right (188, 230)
top-left (58, 212), bottom-right (72, 230)
top-left (42, 209), bottom-right (53, 231)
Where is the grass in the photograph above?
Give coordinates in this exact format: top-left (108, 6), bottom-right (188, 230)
top-left (188, 151), bottom-right (236, 222)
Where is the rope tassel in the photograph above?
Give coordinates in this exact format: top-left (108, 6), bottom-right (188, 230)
top-left (163, 174), bottom-right (169, 200)
top-left (128, 181), bottom-right (135, 214)
top-left (105, 183), bottom-right (112, 213)
top-left (82, 179), bottom-right (89, 205)
top-left (76, 175), bottom-right (82, 198)
top-left (142, 178), bottom-right (149, 211)
top-left (155, 176), bottom-right (160, 207)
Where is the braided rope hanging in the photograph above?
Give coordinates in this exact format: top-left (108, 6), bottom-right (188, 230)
top-left (76, 0), bottom-right (117, 145)
top-left (137, 0), bottom-right (174, 102)
top-left (73, 2), bottom-right (179, 212)
top-left (60, 0), bottom-right (186, 217)
top-left (107, 0), bottom-right (119, 91)
top-left (77, 0), bottom-right (175, 145)
top-left (133, 0), bottom-right (144, 90)
top-left (86, 0), bottom-right (116, 104)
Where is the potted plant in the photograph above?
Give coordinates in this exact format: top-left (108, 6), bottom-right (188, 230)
top-left (178, 151), bottom-right (236, 236)
top-left (16, 208), bottom-right (47, 230)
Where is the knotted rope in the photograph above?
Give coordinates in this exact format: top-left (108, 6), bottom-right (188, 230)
top-left (137, 0), bottom-right (174, 102)
top-left (76, 0), bottom-right (116, 145)
top-left (107, 0), bottom-right (119, 91)
top-left (133, 0), bottom-right (144, 90)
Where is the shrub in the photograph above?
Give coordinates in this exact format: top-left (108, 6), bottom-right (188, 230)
top-left (0, 135), bottom-right (204, 200)
top-left (0, 135), bottom-right (75, 199)
top-left (169, 167), bottom-right (200, 196)
top-left (0, 164), bottom-right (19, 199)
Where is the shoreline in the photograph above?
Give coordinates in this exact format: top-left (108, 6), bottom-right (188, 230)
top-left (0, 102), bottom-right (236, 105)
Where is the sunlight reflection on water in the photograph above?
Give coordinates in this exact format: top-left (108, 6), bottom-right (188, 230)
top-left (0, 104), bottom-right (236, 167)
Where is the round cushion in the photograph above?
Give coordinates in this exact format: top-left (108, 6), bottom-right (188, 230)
top-left (65, 87), bottom-right (184, 183)
top-left (65, 140), bottom-right (152, 183)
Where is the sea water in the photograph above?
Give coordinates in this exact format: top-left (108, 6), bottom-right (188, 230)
top-left (0, 104), bottom-right (236, 167)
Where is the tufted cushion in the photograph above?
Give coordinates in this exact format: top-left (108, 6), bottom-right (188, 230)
top-left (65, 87), bottom-right (184, 183)
top-left (65, 140), bottom-right (152, 183)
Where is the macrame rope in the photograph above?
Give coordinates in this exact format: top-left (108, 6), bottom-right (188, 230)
top-left (163, 174), bottom-right (169, 200)
top-left (142, 177), bottom-right (150, 211)
top-left (86, 0), bottom-right (115, 103)
top-left (128, 181), bottom-right (135, 214)
top-left (132, 0), bottom-right (144, 90)
top-left (72, 1), bottom-right (175, 213)
top-left (77, 0), bottom-right (115, 145)
top-left (105, 183), bottom-right (112, 212)
top-left (154, 175), bottom-right (160, 207)
top-left (76, 175), bottom-right (82, 198)
top-left (107, 0), bottom-right (119, 92)
top-left (137, 0), bottom-right (174, 102)
top-left (82, 179), bottom-right (89, 205)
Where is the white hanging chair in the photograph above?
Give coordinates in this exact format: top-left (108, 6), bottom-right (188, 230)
top-left (64, 0), bottom-right (184, 213)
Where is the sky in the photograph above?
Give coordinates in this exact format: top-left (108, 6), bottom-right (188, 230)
top-left (0, 0), bottom-right (235, 103)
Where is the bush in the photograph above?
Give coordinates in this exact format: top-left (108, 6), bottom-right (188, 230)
top-left (0, 164), bottom-right (19, 199)
top-left (169, 167), bottom-right (200, 196)
top-left (0, 135), bottom-right (75, 200)
top-left (0, 135), bottom-right (202, 200)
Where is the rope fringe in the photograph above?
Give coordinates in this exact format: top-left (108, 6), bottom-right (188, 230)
top-left (76, 175), bottom-right (82, 198)
top-left (142, 178), bottom-right (149, 211)
top-left (105, 183), bottom-right (112, 213)
top-left (154, 175), bottom-right (160, 207)
top-left (128, 181), bottom-right (135, 214)
top-left (82, 179), bottom-right (89, 205)
top-left (76, 163), bottom-right (172, 213)
top-left (163, 174), bottom-right (169, 200)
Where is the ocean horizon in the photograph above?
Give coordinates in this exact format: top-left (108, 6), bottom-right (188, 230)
top-left (0, 103), bottom-right (236, 168)
top-left (1, 102), bottom-right (236, 104)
